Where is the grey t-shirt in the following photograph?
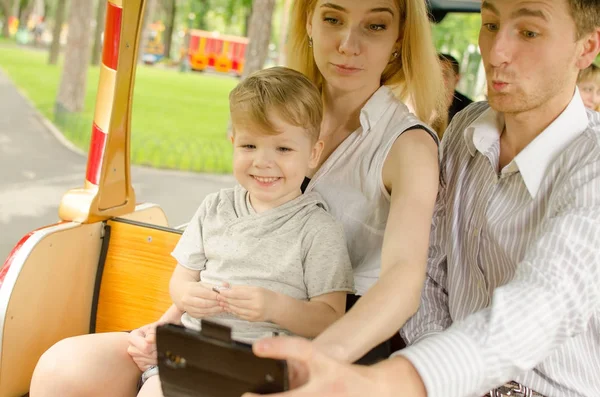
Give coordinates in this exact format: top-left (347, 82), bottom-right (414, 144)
top-left (171, 185), bottom-right (354, 343)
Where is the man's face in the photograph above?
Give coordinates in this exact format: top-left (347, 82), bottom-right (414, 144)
top-left (478, 0), bottom-right (584, 114)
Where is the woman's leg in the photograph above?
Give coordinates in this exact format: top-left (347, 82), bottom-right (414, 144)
top-left (136, 375), bottom-right (164, 397)
top-left (30, 332), bottom-right (141, 397)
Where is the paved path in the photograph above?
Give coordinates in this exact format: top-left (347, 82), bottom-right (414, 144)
top-left (0, 69), bottom-right (235, 261)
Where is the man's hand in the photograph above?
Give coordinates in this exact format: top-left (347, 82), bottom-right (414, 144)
top-left (180, 281), bottom-right (225, 318)
top-left (242, 337), bottom-right (427, 397)
top-left (217, 285), bottom-right (276, 322)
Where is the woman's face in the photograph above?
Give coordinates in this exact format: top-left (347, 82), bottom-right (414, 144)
top-left (307, 0), bottom-right (401, 95)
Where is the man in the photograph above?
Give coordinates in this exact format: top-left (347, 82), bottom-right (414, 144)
top-left (245, 0), bottom-right (600, 396)
top-left (439, 53), bottom-right (474, 122)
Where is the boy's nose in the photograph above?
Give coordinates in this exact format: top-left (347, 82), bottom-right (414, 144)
top-left (253, 150), bottom-right (274, 168)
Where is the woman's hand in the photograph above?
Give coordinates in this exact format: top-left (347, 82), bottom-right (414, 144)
top-left (217, 285), bottom-right (276, 322)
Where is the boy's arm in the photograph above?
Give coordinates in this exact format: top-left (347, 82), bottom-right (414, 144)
top-left (169, 264), bottom-right (201, 312)
top-left (269, 291), bottom-right (347, 338)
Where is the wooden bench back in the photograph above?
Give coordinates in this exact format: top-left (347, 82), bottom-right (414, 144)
top-left (94, 218), bottom-right (182, 333)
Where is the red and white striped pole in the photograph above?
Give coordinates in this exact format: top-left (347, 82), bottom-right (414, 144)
top-left (59, 0), bottom-right (145, 223)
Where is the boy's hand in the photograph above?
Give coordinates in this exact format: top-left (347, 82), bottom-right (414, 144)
top-left (127, 321), bottom-right (160, 371)
top-left (217, 286), bottom-right (276, 322)
top-left (181, 281), bottom-right (226, 318)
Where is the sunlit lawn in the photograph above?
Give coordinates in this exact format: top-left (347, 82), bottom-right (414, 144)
top-left (0, 45), bottom-right (237, 173)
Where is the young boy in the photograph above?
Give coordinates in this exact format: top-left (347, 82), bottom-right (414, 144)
top-left (138, 67), bottom-right (354, 396)
top-left (577, 63), bottom-right (600, 110)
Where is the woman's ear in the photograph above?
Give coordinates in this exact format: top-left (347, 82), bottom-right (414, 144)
top-left (306, 10), bottom-right (313, 38)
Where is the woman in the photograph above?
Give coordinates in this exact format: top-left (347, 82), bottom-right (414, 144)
top-left (30, 0), bottom-right (445, 395)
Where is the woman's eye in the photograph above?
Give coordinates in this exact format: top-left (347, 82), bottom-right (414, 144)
top-left (324, 17), bottom-right (340, 25)
top-left (368, 24), bottom-right (386, 31)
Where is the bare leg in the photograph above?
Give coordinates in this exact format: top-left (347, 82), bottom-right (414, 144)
top-left (30, 332), bottom-right (141, 397)
top-left (136, 375), bottom-right (164, 397)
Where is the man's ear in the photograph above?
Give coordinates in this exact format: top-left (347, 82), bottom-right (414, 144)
top-left (576, 28), bottom-right (600, 70)
top-left (309, 140), bottom-right (325, 169)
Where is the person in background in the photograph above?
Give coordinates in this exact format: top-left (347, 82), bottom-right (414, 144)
top-left (577, 63), bottom-right (600, 110)
top-left (439, 53), bottom-right (473, 122)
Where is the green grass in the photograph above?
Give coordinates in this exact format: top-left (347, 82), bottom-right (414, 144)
top-left (0, 46), bottom-right (237, 173)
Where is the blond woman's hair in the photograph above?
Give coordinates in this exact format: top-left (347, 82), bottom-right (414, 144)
top-left (577, 63), bottom-right (600, 85)
top-left (229, 66), bottom-right (323, 142)
top-left (287, 0), bottom-right (447, 134)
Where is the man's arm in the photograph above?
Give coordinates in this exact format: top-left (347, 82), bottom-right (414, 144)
top-left (398, 160), bottom-right (600, 397)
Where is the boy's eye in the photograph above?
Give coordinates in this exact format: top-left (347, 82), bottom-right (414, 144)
top-left (240, 144), bottom-right (256, 149)
top-left (521, 30), bottom-right (539, 39)
top-left (277, 147), bottom-right (293, 152)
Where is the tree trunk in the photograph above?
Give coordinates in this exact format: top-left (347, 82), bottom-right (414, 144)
top-left (277, 0), bottom-right (292, 65)
top-left (90, 0), bottom-right (106, 66)
top-left (241, 0), bottom-right (275, 79)
top-left (48, 0), bottom-right (67, 64)
top-left (163, 0), bottom-right (175, 59)
top-left (138, 0), bottom-right (156, 63)
top-left (227, 0), bottom-right (274, 138)
top-left (55, 0), bottom-right (93, 113)
top-left (0, 0), bottom-right (11, 38)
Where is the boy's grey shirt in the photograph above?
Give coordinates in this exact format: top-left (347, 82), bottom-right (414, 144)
top-left (172, 184), bottom-right (354, 342)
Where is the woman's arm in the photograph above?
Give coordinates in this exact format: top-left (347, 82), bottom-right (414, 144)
top-left (313, 129), bottom-right (440, 362)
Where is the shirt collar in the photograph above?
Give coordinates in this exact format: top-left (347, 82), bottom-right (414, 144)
top-left (359, 85), bottom-right (398, 133)
top-left (464, 89), bottom-right (589, 198)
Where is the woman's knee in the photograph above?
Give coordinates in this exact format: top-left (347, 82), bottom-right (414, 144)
top-left (30, 332), bottom-right (139, 397)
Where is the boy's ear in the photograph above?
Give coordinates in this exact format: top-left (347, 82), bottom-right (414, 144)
top-left (229, 136), bottom-right (234, 144)
top-left (309, 140), bottom-right (324, 169)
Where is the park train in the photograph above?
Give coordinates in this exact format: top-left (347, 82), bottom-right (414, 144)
top-left (0, 0), bottom-right (480, 395)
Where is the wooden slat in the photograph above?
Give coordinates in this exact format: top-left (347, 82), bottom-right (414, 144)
top-left (95, 219), bottom-right (181, 333)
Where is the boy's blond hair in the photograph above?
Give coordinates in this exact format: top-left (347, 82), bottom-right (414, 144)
top-left (578, 63), bottom-right (600, 85)
top-left (229, 67), bottom-right (322, 142)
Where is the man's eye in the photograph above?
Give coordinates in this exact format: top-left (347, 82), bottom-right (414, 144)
top-left (483, 23), bottom-right (499, 32)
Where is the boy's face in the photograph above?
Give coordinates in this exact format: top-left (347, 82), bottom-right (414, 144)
top-left (578, 80), bottom-right (600, 110)
top-left (479, 0), bottom-right (594, 115)
top-left (232, 113), bottom-right (323, 211)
